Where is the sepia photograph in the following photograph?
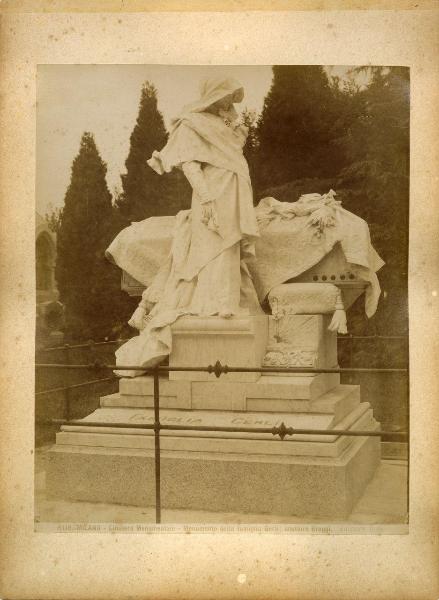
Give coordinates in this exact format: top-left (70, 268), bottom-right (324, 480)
top-left (35, 64), bottom-right (409, 531)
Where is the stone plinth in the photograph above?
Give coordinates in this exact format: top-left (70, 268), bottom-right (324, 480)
top-left (46, 428), bottom-right (380, 519)
top-left (169, 315), bottom-right (268, 382)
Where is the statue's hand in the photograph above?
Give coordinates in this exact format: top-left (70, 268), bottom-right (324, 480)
top-left (201, 200), bottom-right (214, 223)
top-left (201, 200), bottom-right (219, 232)
top-left (306, 205), bottom-right (336, 235)
top-left (128, 295), bottom-right (155, 331)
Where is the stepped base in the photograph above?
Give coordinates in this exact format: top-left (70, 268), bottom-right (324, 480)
top-left (45, 311), bottom-right (381, 519)
top-left (46, 383), bottom-right (380, 518)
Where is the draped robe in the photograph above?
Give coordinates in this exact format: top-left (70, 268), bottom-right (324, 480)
top-left (114, 111), bottom-right (262, 376)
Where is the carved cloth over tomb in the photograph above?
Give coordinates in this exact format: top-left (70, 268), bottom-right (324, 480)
top-left (106, 193), bottom-right (385, 318)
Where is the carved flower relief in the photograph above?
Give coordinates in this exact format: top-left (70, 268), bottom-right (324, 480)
top-left (263, 345), bottom-right (317, 368)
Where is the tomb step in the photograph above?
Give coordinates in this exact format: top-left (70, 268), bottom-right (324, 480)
top-left (55, 407), bottom-right (376, 459)
top-left (100, 384), bottom-right (360, 423)
top-left (102, 382), bottom-right (357, 422)
top-left (116, 372), bottom-right (340, 409)
top-left (60, 400), bottom-right (370, 445)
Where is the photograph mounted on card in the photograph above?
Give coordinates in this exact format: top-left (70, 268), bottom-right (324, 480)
top-left (35, 64), bottom-right (409, 532)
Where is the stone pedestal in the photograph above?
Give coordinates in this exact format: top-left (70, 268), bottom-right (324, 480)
top-left (46, 309), bottom-right (381, 519)
top-left (169, 315), bottom-right (268, 382)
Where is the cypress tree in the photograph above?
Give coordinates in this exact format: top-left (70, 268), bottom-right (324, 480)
top-left (56, 132), bottom-right (131, 341)
top-left (116, 82), bottom-right (191, 222)
top-left (254, 66), bottom-right (344, 195)
top-left (335, 67), bottom-right (410, 339)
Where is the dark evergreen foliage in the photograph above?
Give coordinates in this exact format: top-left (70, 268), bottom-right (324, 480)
top-left (335, 67), bottom-right (409, 340)
top-left (55, 132), bottom-right (136, 341)
top-left (116, 82), bottom-right (191, 223)
top-left (254, 66), bottom-right (347, 194)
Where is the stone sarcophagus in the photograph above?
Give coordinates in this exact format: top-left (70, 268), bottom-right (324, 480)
top-left (121, 240), bottom-right (368, 309)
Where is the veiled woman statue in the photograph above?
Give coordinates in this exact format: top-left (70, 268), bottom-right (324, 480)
top-left (115, 77), bottom-right (263, 375)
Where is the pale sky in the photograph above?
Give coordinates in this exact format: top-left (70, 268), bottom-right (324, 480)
top-left (36, 65), bottom-right (360, 216)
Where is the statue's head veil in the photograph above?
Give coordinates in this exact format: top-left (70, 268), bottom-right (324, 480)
top-left (147, 74), bottom-right (250, 183)
top-left (170, 77), bottom-right (244, 131)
